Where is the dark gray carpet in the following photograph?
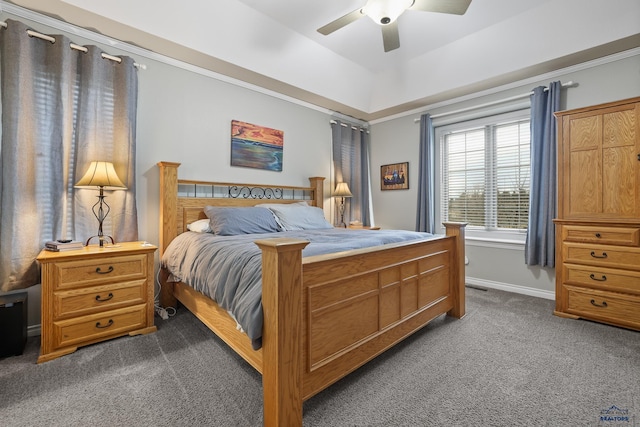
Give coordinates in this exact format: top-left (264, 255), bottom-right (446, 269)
top-left (1, 288), bottom-right (638, 426)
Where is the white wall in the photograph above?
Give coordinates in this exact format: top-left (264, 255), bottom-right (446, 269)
top-left (369, 51), bottom-right (640, 299)
top-left (134, 57), bottom-right (334, 249)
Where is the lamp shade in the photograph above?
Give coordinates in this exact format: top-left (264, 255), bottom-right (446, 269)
top-left (332, 182), bottom-right (353, 198)
top-left (75, 161), bottom-right (127, 189)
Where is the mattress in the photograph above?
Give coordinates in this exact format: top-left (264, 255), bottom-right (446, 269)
top-left (161, 228), bottom-right (437, 349)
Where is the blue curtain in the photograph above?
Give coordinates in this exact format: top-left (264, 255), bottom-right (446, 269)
top-left (416, 114), bottom-right (435, 233)
top-left (525, 82), bottom-right (561, 267)
top-left (0, 19), bottom-right (139, 291)
top-left (360, 130), bottom-right (373, 226)
top-left (331, 120), bottom-right (372, 226)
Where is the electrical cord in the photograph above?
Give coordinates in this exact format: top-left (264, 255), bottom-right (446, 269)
top-left (154, 267), bottom-right (176, 320)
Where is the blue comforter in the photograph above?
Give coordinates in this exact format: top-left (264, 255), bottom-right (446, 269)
top-left (161, 228), bottom-right (437, 349)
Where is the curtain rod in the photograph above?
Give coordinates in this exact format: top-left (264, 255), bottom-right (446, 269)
top-left (330, 120), bottom-right (369, 132)
top-left (413, 80), bottom-right (576, 122)
top-left (0, 21), bottom-right (146, 70)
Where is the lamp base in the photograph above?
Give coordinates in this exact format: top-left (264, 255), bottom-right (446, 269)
top-left (85, 235), bottom-right (115, 247)
top-left (339, 197), bottom-right (347, 228)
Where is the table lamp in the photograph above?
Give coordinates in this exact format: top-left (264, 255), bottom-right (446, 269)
top-left (75, 161), bottom-right (127, 247)
top-left (332, 182), bottom-right (352, 228)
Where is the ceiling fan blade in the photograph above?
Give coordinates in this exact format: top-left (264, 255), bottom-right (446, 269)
top-left (317, 8), bottom-right (364, 35)
top-left (410, 0), bottom-right (472, 15)
top-left (381, 21), bottom-right (400, 52)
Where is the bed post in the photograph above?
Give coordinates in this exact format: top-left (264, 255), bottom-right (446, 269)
top-left (308, 177), bottom-right (325, 209)
top-left (443, 222), bottom-right (467, 319)
top-left (255, 237), bottom-right (310, 427)
top-left (157, 161), bottom-right (181, 308)
top-left (157, 161), bottom-right (181, 257)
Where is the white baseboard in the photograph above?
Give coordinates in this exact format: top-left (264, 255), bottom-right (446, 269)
top-left (28, 324), bottom-right (41, 337)
top-left (466, 277), bottom-right (555, 300)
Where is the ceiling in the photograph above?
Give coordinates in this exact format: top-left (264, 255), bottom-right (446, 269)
top-left (5, 0), bottom-right (640, 121)
top-left (235, 0), bottom-right (541, 74)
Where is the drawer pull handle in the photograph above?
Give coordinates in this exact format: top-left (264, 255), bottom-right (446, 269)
top-left (590, 299), bottom-right (608, 308)
top-left (590, 251), bottom-right (608, 259)
top-left (95, 293), bottom-right (114, 302)
top-left (595, 233), bottom-right (601, 238)
top-left (95, 319), bottom-right (114, 329)
top-left (589, 273), bottom-right (607, 282)
top-left (95, 266), bottom-right (114, 275)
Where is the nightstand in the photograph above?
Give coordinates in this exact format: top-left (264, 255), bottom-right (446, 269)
top-left (36, 242), bottom-right (157, 363)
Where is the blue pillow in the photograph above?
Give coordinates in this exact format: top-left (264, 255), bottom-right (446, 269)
top-left (203, 206), bottom-right (281, 235)
top-left (264, 204), bottom-right (333, 231)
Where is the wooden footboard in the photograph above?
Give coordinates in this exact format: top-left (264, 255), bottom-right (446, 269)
top-left (156, 162), bottom-right (466, 426)
top-left (255, 223), bottom-right (466, 425)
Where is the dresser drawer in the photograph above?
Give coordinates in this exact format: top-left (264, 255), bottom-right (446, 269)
top-left (562, 225), bottom-right (640, 246)
top-left (563, 243), bottom-right (640, 270)
top-left (564, 264), bottom-right (640, 293)
top-left (53, 279), bottom-right (146, 319)
top-left (53, 304), bottom-right (147, 349)
top-left (54, 254), bottom-right (148, 290)
top-left (565, 286), bottom-right (640, 329)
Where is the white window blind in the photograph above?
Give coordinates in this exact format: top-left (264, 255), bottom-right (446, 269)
top-left (440, 117), bottom-right (530, 232)
top-left (495, 121), bottom-right (530, 229)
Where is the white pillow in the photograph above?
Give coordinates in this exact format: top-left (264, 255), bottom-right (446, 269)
top-left (187, 219), bottom-right (212, 233)
top-left (264, 204), bottom-right (332, 231)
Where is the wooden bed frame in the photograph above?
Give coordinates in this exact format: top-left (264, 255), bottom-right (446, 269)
top-left (157, 161), bottom-right (466, 426)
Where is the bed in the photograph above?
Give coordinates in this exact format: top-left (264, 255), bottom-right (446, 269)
top-left (157, 161), bottom-right (467, 426)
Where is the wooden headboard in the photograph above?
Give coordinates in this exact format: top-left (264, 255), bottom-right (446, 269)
top-left (157, 161), bottom-right (325, 256)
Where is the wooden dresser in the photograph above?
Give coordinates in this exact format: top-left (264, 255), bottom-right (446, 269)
top-left (554, 97), bottom-right (640, 331)
top-left (37, 242), bottom-right (157, 363)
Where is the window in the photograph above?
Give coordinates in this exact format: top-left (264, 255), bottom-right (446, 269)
top-left (438, 112), bottom-right (530, 238)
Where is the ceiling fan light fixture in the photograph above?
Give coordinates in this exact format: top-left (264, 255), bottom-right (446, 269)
top-left (362, 0), bottom-right (414, 26)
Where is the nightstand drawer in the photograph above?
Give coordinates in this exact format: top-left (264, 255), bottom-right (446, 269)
top-left (563, 243), bottom-right (640, 270)
top-left (53, 279), bottom-right (146, 319)
top-left (565, 286), bottom-right (640, 329)
top-left (562, 225), bottom-right (640, 246)
top-left (54, 254), bottom-right (148, 290)
top-left (564, 264), bottom-right (640, 293)
top-left (53, 304), bottom-right (147, 349)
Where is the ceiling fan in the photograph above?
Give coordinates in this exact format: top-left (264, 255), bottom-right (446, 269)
top-left (317, 0), bottom-right (472, 52)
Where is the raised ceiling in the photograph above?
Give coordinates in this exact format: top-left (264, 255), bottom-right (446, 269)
top-left (5, 0), bottom-right (640, 121)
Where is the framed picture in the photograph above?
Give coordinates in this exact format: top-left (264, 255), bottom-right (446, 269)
top-left (231, 120), bottom-right (284, 171)
top-left (380, 162), bottom-right (409, 190)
